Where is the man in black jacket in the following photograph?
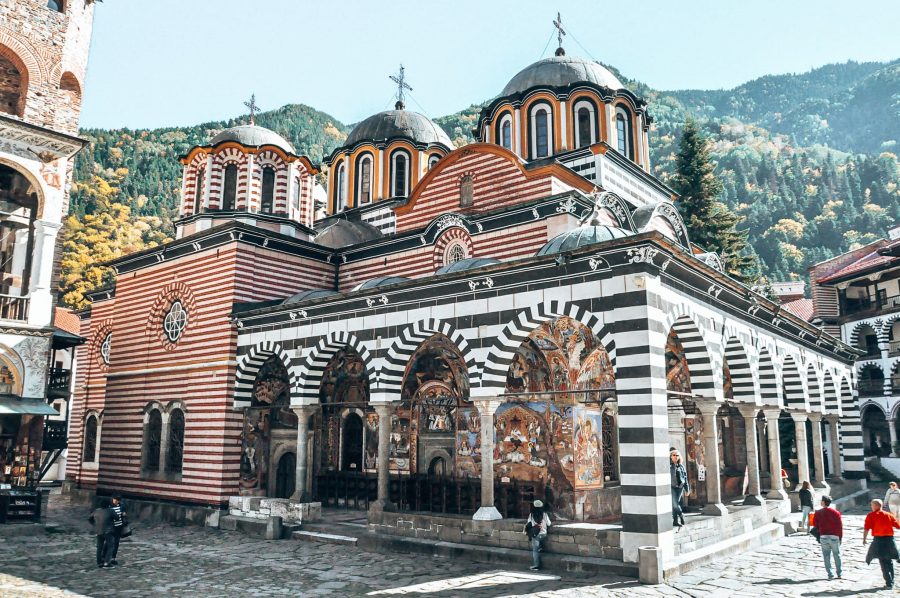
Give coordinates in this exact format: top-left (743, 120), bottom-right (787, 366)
top-left (88, 500), bottom-right (116, 568)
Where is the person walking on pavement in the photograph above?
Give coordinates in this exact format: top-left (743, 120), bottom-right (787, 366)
top-left (799, 481), bottom-right (814, 531)
top-left (814, 495), bottom-right (842, 580)
top-left (88, 500), bottom-right (116, 568)
top-left (864, 498), bottom-right (900, 588)
top-left (524, 499), bottom-right (551, 570)
top-left (107, 496), bottom-right (128, 567)
top-left (670, 448), bottom-right (689, 530)
top-left (885, 482), bottom-right (900, 520)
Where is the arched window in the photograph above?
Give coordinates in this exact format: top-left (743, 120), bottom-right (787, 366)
top-left (193, 168), bottom-right (205, 214)
top-left (574, 101), bottom-right (597, 148)
top-left (356, 155), bottom-right (373, 204)
top-left (390, 150), bottom-right (410, 197)
top-left (530, 104), bottom-right (552, 159)
top-left (0, 164), bottom-right (38, 300)
top-left (83, 415), bottom-right (98, 462)
top-left (222, 164), bottom-right (238, 211)
top-left (334, 162), bottom-right (347, 212)
top-left (459, 174), bottom-right (474, 208)
top-left (0, 51), bottom-right (24, 117)
top-left (143, 409), bottom-right (162, 471)
top-left (428, 154), bottom-right (441, 170)
top-left (46, 0), bottom-right (64, 11)
top-left (615, 106), bottom-right (633, 160)
top-left (498, 114), bottom-right (513, 150)
top-left (292, 177), bottom-right (301, 213)
top-left (166, 409), bottom-right (185, 474)
top-left (260, 166), bottom-right (275, 213)
top-left (445, 242), bottom-right (467, 265)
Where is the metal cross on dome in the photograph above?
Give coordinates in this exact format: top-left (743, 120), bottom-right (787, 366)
top-left (389, 65), bottom-right (413, 110)
top-left (244, 93), bottom-right (259, 125)
top-left (553, 12), bottom-right (566, 53)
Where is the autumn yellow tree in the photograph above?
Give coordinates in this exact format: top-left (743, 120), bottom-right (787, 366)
top-left (59, 169), bottom-right (170, 309)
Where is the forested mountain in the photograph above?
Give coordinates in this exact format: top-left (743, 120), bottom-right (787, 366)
top-left (62, 59), bottom-right (900, 308)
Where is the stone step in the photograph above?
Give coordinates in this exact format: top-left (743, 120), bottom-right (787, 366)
top-left (665, 522), bottom-right (784, 580)
top-left (291, 529), bottom-right (358, 546)
top-left (358, 531), bottom-right (637, 578)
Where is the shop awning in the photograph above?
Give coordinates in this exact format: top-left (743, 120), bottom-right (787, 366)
top-left (0, 396), bottom-right (59, 415)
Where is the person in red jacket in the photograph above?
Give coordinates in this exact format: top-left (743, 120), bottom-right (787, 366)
top-left (864, 499), bottom-right (900, 588)
top-left (813, 495), bottom-right (843, 579)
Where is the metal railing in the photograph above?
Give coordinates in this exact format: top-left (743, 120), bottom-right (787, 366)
top-left (314, 470), bottom-right (544, 519)
top-left (0, 294), bottom-right (28, 321)
top-left (890, 340), bottom-right (900, 357)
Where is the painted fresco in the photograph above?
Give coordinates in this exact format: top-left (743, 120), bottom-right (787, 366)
top-left (666, 329), bottom-right (691, 395)
top-left (500, 317), bottom-right (618, 519)
top-left (573, 407), bottom-right (604, 489)
top-left (723, 360), bottom-right (733, 400)
top-left (455, 407), bottom-right (480, 477)
top-left (317, 348), bottom-right (370, 472)
top-left (398, 334), bottom-right (471, 476)
top-left (240, 356), bottom-right (296, 491)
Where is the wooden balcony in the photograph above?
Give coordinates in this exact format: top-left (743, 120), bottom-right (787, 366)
top-left (0, 294), bottom-right (28, 322)
top-left (42, 419), bottom-right (67, 451)
top-left (47, 368), bottom-right (71, 399)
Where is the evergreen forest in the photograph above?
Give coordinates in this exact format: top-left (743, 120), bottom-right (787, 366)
top-left (61, 59), bottom-right (900, 308)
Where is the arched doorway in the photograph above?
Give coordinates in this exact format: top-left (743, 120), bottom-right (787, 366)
top-left (666, 326), bottom-right (706, 507)
top-left (428, 455), bottom-right (447, 476)
top-left (0, 164), bottom-right (39, 317)
top-left (862, 404), bottom-right (890, 457)
top-left (240, 355), bottom-right (297, 496)
top-left (342, 412), bottom-right (364, 472)
top-left (275, 452), bottom-right (296, 499)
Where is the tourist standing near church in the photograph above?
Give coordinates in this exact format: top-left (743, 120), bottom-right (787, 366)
top-left (813, 495), bottom-right (842, 580)
top-left (864, 499), bottom-right (900, 588)
top-left (670, 449), bottom-right (689, 529)
top-left (525, 500), bottom-right (551, 570)
top-left (107, 496), bottom-right (128, 566)
top-left (799, 481), bottom-right (814, 531)
top-left (884, 482), bottom-right (900, 519)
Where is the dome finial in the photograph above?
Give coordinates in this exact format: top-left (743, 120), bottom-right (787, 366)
top-left (243, 93), bottom-right (259, 125)
top-left (389, 64), bottom-right (413, 111)
top-left (553, 12), bottom-right (566, 56)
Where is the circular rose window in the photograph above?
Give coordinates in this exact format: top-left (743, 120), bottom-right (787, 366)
top-left (163, 300), bottom-right (188, 343)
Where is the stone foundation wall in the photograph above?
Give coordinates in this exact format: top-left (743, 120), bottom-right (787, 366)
top-left (674, 502), bottom-right (786, 556)
top-left (368, 510), bottom-right (623, 560)
top-left (227, 496), bottom-right (321, 524)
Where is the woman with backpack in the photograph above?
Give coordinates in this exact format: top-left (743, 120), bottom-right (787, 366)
top-left (524, 499), bottom-right (552, 570)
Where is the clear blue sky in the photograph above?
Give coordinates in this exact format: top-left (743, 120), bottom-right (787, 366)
top-left (79, 0), bottom-right (900, 129)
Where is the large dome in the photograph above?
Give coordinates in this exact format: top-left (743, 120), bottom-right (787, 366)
top-left (210, 124), bottom-right (295, 153)
top-left (345, 109), bottom-right (452, 148)
top-left (536, 225), bottom-right (632, 256)
top-left (502, 55), bottom-right (623, 96)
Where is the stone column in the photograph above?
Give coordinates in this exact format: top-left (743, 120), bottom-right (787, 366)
top-left (291, 406), bottom-right (316, 502)
top-left (696, 400), bottom-right (726, 515)
top-left (763, 409), bottom-right (788, 499)
top-left (826, 415), bottom-right (843, 479)
top-left (473, 398), bottom-right (502, 521)
top-left (791, 411), bottom-right (811, 489)
top-left (737, 405), bottom-right (763, 505)
top-left (808, 413), bottom-right (829, 490)
top-left (370, 403), bottom-right (397, 513)
top-left (890, 419), bottom-right (899, 457)
top-left (757, 418), bottom-right (770, 474)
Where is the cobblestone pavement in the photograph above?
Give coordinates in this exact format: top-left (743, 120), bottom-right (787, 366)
top-left (1, 497), bottom-right (898, 597)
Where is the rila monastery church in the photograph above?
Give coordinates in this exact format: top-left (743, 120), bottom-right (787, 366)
top-left (0, 1), bottom-right (873, 578)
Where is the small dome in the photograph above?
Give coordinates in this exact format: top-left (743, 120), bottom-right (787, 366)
top-left (536, 225), bottom-right (632, 256)
top-left (210, 124), bottom-right (295, 153)
top-left (282, 289), bottom-right (338, 305)
top-left (353, 276), bottom-right (411, 291)
top-left (435, 257), bottom-right (501, 275)
top-left (314, 219), bottom-right (382, 249)
top-left (345, 109), bottom-right (452, 148)
top-left (502, 55), bottom-right (623, 97)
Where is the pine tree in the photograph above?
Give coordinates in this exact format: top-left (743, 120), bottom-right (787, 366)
top-left (672, 119), bottom-right (761, 284)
